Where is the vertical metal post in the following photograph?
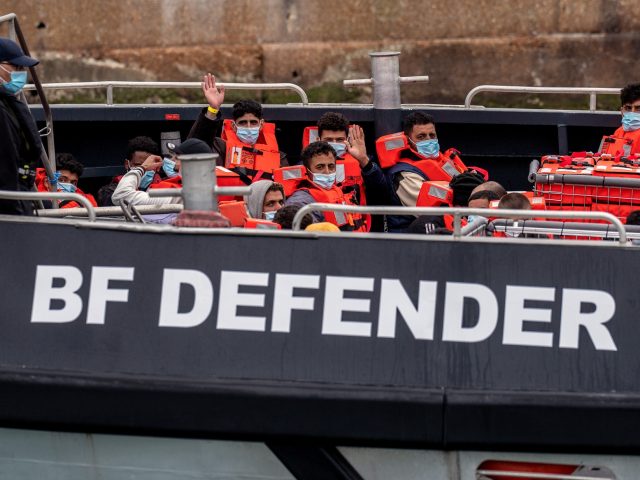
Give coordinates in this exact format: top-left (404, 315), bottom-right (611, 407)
top-left (370, 51), bottom-right (403, 138)
top-left (589, 93), bottom-right (597, 111)
top-left (106, 85), bottom-right (114, 105)
top-left (178, 153), bottom-right (219, 211)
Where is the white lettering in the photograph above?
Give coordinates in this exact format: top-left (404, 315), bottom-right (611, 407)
top-left (322, 276), bottom-right (374, 337)
top-left (271, 274), bottom-right (320, 333)
top-left (377, 279), bottom-right (437, 340)
top-left (31, 265), bottom-right (83, 323)
top-left (442, 282), bottom-right (498, 343)
top-left (503, 286), bottom-right (555, 347)
top-left (86, 267), bottom-right (134, 325)
top-left (159, 269), bottom-right (213, 328)
top-left (217, 271), bottom-right (269, 331)
top-left (559, 288), bottom-right (617, 351)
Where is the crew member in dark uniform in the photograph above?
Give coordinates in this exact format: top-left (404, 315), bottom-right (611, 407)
top-left (0, 38), bottom-right (41, 215)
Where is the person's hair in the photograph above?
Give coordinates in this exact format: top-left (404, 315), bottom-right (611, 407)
top-left (403, 112), bottom-right (436, 137)
top-left (266, 182), bottom-right (286, 200)
top-left (232, 99), bottom-right (263, 120)
top-left (300, 141), bottom-right (336, 169)
top-left (621, 84), bottom-right (640, 106)
top-left (626, 210), bottom-right (640, 225)
top-left (273, 205), bottom-right (313, 230)
top-left (468, 190), bottom-right (501, 202)
top-left (126, 136), bottom-right (160, 160)
top-left (449, 171), bottom-right (485, 206)
top-left (498, 192), bottom-right (531, 210)
top-left (471, 180), bottom-right (507, 199)
top-left (317, 112), bottom-right (349, 137)
top-left (55, 152), bottom-right (84, 177)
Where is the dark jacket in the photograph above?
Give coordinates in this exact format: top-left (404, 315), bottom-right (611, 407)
top-left (0, 91), bottom-right (42, 215)
top-left (188, 107), bottom-right (288, 169)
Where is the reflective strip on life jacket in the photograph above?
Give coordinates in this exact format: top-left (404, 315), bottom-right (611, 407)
top-left (273, 165), bottom-right (307, 197)
top-left (416, 181), bottom-right (453, 207)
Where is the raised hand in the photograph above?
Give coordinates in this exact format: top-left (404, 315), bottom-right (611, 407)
top-left (202, 73), bottom-right (225, 110)
top-left (346, 125), bottom-right (369, 167)
top-left (141, 155), bottom-right (163, 172)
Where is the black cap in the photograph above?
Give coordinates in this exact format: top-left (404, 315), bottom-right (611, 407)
top-left (0, 38), bottom-right (39, 67)
top-left (167, 138), bottom-right (212, 155)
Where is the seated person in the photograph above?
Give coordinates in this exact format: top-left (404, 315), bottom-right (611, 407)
top-left (97, 136), bottom-right (162, 206)
top-left (380, 112), bottom-right (468, 232)
top-left (244, 180), bottom-right (285, 221)
top-left (498, 192), bottom-right (531, 210)
top-left (468, 189), bottom-right (501, 209)
top-left (284, 142), bottom-right (367, 231)
top-left (35, 153), bottom-right (97, 208)
top-left (111, 139), bottom-right (213, 207)
top-left (470, 180), bottom-right (507, 200)
top-left (600, 83), bottom-right (640, 156)
top-left (315, 112), bottom-right (390, 207)
top-left (188, 73), bottom-right (286, 178)
top-left (274, 205), bottom-right (313, 230)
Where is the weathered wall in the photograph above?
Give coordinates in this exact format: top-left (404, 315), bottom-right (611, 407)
top-left (3, 0), bottom-right (640, 103)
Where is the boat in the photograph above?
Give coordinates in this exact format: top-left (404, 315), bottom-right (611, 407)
top-left (1, 11), bottom-right (639, 480)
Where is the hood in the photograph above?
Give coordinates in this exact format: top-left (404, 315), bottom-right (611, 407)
top-left (245, 180), bottom-right (276, 219)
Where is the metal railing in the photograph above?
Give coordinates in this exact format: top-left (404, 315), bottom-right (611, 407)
top-left (292, 204), bottom-right (628, 244)
top-left (464, 85), bottom-right (621, 111)
top-left (0, 13), bottom-right (56, 185)
top-left (489, 219), bottom-right (640, 241)
top-left (477, 470), bottom-right (612, 480)
top-left (35, 203), bottom-right (182, 219)
top-left (0, 190), bottom-right (96, 221)
top-left (23, 81), bottom-right (310, 105)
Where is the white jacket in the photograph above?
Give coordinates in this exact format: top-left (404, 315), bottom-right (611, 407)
top-left (111, 167), bottom-right (182, 206)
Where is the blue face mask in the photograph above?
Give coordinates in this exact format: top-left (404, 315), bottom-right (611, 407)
top-left (263, 210), bottom-right (277, 221)
top-left (162, 157), bottom-right (178, 177)
top-left (57, 182), bottom-right (76, 194)
top-left (236, 126), bottom-right (260, 145)
top-left (622, 112), bottom-right (640, 132)
top-left (415, 139), bottom-right (439, 158)
top-left (139, 170), bottom-right (155, 189)
top-left (0, 70), bottom-right (27, 95)
top-left (329, 142), bottom-right (347, 158)
top-left (312, 172), bottom-right (336, 190)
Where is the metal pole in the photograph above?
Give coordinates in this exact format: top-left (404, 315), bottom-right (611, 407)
top-left (370, 51), bottom-right (403, 138)
top-left (178, 153), bottom-right (219, 211)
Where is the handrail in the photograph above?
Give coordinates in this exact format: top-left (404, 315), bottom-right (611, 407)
top-left (0, 13), bottom-right (57, 189)
top-left (35, 204), bottom-right (183, 218)
top-left (24, 81), bottom-right (310, 105)
top-left (292, 204), bottom-right (628, 244)
top-left (464, 85), bottom-right (621, 110)
top-left (490, 219), bottom-right (640, 240)
top-left (0, 190), bottom-right (96, 221)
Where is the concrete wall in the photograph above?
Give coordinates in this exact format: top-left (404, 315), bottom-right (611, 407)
top-left (3, 0), bottom-right (640, 103)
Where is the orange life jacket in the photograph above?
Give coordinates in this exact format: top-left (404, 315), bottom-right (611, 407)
top-left (221, 119), bottom-right (281, 178)
top-left (299, 180), bottom-right (367, 232)
top-left (375, 131), bottom-right (467, 181)
top-left (416, 181), bottom-right (453, 207)
top-left (219, 200), bottom-right (249, 227)
top-left (599, 127), bottom-right (640, 156)
top-left (244, 218), bottom-right (282, 229)
top-left (302, 125), bottom-right (367, 208)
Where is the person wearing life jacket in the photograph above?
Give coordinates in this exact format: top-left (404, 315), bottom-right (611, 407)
top-left (244, 180), bottom-right (285, 221)
top-left (96, 136), bottom-right (164, 206)
top-left (284, 141), bottom-right (367, 231)
top-left (111, 139), bottom-right (215, 207)
top-left (600, 83), bottom-right (640, 156)
top-left (314, 112), bottom-right (390, 231)
top-left (381, 112), bottom-right (468, 232)
top-left (188, 73), bottom-right (286, 182)
top-left (35, 153), bottom-right (98, 209)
